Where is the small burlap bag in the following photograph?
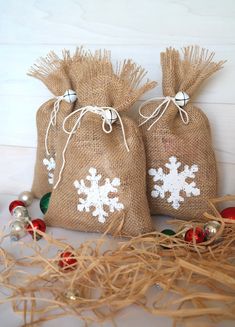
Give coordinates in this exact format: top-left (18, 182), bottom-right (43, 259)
top-left (138, 46), bottom-right (225, 219)
top-left (45, 54), bottom-right (156, 236)
top-left (29, 49), bottom-right (87, 198)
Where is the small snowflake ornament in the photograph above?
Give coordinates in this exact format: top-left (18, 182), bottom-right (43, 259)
top-left (43, 157), bottom-right (56, 185)
top-left (74, 167), bottom-right (124, 223)
top-left (149, 156), bottom-right (200, 209)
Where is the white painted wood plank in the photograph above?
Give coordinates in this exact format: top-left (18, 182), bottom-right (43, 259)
top-left (0, 44), bottom-right (231, 103)
top-left (0, 141), bottom-right (234, 195)
top-left (1, 0), bottom-right (235, 45)
top-left (0, 145), bottom-right (35, 195)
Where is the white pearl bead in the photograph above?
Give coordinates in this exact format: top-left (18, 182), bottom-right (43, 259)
top-left (175, 91), bottom-right (190, 107)
top-left (18, 191), bottom-right (34, 206)
top-left (10, 220), bottom-right (26, 241)
top-left (63, 89), bottom-right (77, 103)
top-left (104, 109), bottom-right (118, 124)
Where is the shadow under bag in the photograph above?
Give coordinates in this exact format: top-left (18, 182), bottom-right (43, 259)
top-left (45, 54), bottom-right (156, 236)
top-left (139, 46), bottom-right (225, 219)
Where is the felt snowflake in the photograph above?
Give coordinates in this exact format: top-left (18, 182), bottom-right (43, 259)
top-left (74, 167), bottom-right (124, 223)
top-left (149, 156), bottom-right (200, 209)
top-left (43, 157), bottom-right (56, 185)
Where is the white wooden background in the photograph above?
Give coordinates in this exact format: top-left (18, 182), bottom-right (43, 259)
top-left (0, 0), bottom-right (235, 197)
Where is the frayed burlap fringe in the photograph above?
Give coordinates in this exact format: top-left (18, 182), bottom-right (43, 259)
top-left (27, 47), bottom-right (88, 80)
top-left (179, 46), bottom-right (225, 96)
top-left (0, 196), bottom-right (234, 326)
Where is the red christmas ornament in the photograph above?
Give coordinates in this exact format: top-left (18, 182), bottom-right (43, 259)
top-left (9, 200), bottom-right (25, 214)
top-left (58, 251), bottom-right (77, 271)
top-left (27, 218), bottom-right (46, 240)
top-left (220, 207), bottom-right (235, 221)
top-left (184, 227), bottom-right (205, 243)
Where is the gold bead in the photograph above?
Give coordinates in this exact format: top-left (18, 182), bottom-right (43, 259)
top-left (64, 289), bottom-right (79, 301)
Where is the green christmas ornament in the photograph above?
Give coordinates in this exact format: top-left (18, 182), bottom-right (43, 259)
top-left (161, 229), bottom-right (176, 236)
top-left (40, 192), bottom-right (51, 214)
top-left (160, 229), bottom-right (176, 249)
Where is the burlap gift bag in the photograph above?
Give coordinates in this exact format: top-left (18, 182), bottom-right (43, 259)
top-left (45, 54), bottom-right (156, 236)
top-left (138, 46), bottom-right (225, 219)
top-left (29, 49), bottom-right (88, 198)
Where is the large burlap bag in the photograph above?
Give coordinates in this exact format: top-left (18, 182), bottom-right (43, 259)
top-left (29, 49), bottom-right (87, 198)
top-left (138, 46), bottom-right (225, 219)
top-left (45, 54), bottom-right (156, 236)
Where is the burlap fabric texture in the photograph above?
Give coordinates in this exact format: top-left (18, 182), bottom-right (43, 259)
top-left (29, 49), bottom-right (88, 198)
top-left (45, 52), bottom-right (157, 236)
top-left (138, 46), bottom-right (225, 219)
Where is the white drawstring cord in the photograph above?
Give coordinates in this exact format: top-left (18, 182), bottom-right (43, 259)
top-left (53, 106), bottom-right (129, 189)
top-left (44, 96), bottom-right (62, 156)
top-left (44, 90), bottom-right (77, 156)
top-left (139, 95), bottom-right (189, 131)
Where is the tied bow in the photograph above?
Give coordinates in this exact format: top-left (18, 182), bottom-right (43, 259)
top-left (139, 93), bottom-right (190, 131)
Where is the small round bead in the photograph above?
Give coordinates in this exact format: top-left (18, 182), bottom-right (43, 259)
top-left (184, 227), bottom-right (205, 243)
top-left (58, 251), bottom-right (77, 271)
top-left (10, 220), bottom-right (26, 241)
top-left (12, 206), bottom-right (29, 218)
top-left (9, 200), bottom-right (25, 214)
top-left (220, 207), bottom-right (235, 220)
top-left (161, 229), bottom-right (176, 236)
top-left (40, 192), bottom-right (51, 214)
top-left (27, 219), bottom-right (46, 241)
top-left (18, 191), bottom-right (34, 206)
top-left (64, 289), bottom-right (79, 301)
top-left (204, 221), bottom-right (221, 240)
top-left (160, 229), bottom-right (176, 249)
top-left (177, 224), bottom-right (194, 239)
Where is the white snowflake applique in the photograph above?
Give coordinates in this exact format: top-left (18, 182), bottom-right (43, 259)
top-left (149, 156), bottom-right (200, 210)
top-left (74, 167), bottom-right (124, 223)
top-left (43, 157), bottom-right (56, 185)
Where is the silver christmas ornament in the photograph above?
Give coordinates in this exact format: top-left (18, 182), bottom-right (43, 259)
top-left (18, 191), bottom-right (34, 206)
top-left (16, 215), bottom-right (31, 226)
top-left (204, 220), bottom-right (221, 240)
top-left (63, 89), bottom-right (77, 103)
top-left (175, 91), bottom-right (190, 107)
top-left (12, 206), bottom-right (29, 219)
top-left (103, 109), bottom-right (118, 124)
top-left (10, 220), bottom-right (26, 241)
top-left (64, 289), bottom-right (79, 301)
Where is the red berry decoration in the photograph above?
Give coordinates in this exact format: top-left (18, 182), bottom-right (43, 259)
top-left (58, 251), bottom-right (77, 271)
top-left (27, 218), bottom-right (46, 240)
top-left (9, 200), bottom-right (25, 214)
top-left (184, 227), bottom-right (205, 243)
top-left (220, 207), bottom-right (235, 221)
